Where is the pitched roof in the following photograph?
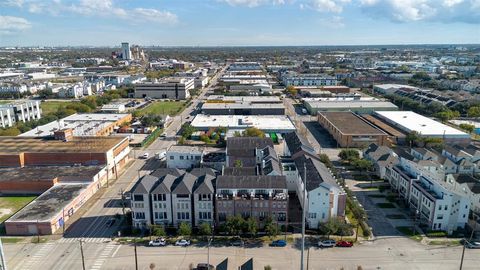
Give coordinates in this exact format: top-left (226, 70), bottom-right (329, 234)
top-left (151, 174), bottom-right (177, 194)
top-left (190, 167), bottom-right (216, 177)
top-left (216, 175), bottom-right (287, 189)
top-left (130, 174), bottom-right (158, 194)
top-left (226, 137), bottom-right (273, 157)
top-left (454, 174), bottom-right (480, 194)
top-left (293, 153), bottom-right (338, 191)
top-left (223, 167), bottom-right (257, 176)
top-left (151, 168), bottom-right (184, 178)
top-left (193, 174), bottom-right (215, 194)
top-left (284, 132), bottom-right (316, 156)
top-left (171, 172), bottom-right (197, 194)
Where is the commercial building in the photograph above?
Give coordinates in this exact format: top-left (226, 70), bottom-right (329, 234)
top-left (318, 112), bottom-right (389, 148)
top-left (19, 113), bottom-right (132, 137)
top-left (0, 100), bottom-right (42, 128)
top-left (298, 86), bottom-right (351, 97)
top-left (134, 78), bottom-right (194, 100)
top-left (374, 111), bottom-right (470, 144)
top-left (303, 97), bottom-right (398, 115)
top-left (228, 62), bottom-right (262, 71)
top-left (282, 73), bottom-right (337, 87)
top-left (191, 115), bottom-right (296, 134)
top-left (201, 103), bottom-right (284, 115)
top-left (100, 103), bottom-right (126, 113)
top-left (166, 145), bottom-right (204, 169)
top-left (121, 42), bottom-right (131, 60)
top-left (129, 168), bottom-right (216, 228)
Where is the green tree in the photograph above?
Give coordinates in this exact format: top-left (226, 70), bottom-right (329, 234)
top-left (351, 159), bottom-right (373, 171)
top-left (0, 127), bottom-right (21, 136)
top-left (468, 106), bottom-right (480, 117)
top-left (264, 216), bottom-right (279, 239)
top-left (141, 114), bottom-right (163, 127)
top-left (178, 222), bottom-right (192, 236)
top-left (151, 225), bottom-right (166, 237)
top-left (320, 218), bottom-right (340, 239)
top-left (181, 123), bottom-right (196, 139)
top-left (405, 131), bottom-right (420, 146)
top-left (318, 153), bottom-right (332, 168)
top-left (198, 222), bottom-right (212, 236)
top-left (338, 149), bottom-right (360, 162)
top-left (242, 127), bottom-right (265, 138)
top-left (285, 85), bottom-right (298, 96)
top-left (244, 217), bottom-right (257, 237)
top-left (435, 110), bottom-right (459, 122)
top-left (459, 123), bottom-right (475, 134)
top-left (225, 215), bottom-right (245, 236)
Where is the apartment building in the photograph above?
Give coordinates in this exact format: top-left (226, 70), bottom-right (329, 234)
top-left (283, 132), bottom-right (346, 228)
top-left (282, 73), bottom-right (338, 87)
top-left (129, 168), bottom-right (216, 228)
top-left (445, 174), bottom-right (480, 214)
top-left (0, 100), bottom-right (42, 128)
top-left (134, 78), bottom-right (194, 99)
top-left (215, 175), bottom-right (288, 226)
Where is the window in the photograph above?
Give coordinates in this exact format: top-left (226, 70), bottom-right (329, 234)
top-left (308, 213), bottom-right (317, 219)
top-left (133, 194), bottom-right (144, 201)
top-left (195, 156), bottom-right (201, 160)
top-left (438, 205), bottom-right (442, 211)
top-left (134, 203), bottom-right (144, 208)
top-left (437, 215), bottom-right (443, 220)
top-left (135, 212), bottom-right (145, 219)
top-left (180, 156), bottom-right (184, 160)
top-left (155, 212), bottom-right (167, 219)
top-left (177, 194), bottom-right (189, 198)
top-left (322, 213), bottom-right (325, 219)
top-left (444, 205), bottom-right (448, 210)
top-left (170, 156), bottom-right (174, 160)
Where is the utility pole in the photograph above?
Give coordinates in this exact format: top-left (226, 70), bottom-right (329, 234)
top-left (134, 238), bottom-right (139, 270)
top-left (207, 237), bottom-right (213, 267)
top-left (460, 214), bottom-right (478, 270)
top-left (300, 162), bottom-right (307, 270)
top-left (120, 188), bottom-right (126, 215)
top-left (79, 240), bottom-right (86, 270)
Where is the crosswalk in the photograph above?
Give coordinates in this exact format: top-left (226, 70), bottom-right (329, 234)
top-left (90, 243), bottom-right (118, 270)
top-left (57, 237), bottom-right (112, 244)
top-left (14, 242), bottom-right (56, 270)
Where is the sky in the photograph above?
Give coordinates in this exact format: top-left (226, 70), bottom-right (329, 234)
top-left (0, 0), bottom-right (479, 46)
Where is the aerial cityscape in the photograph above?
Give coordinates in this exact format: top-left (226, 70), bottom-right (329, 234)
top-left (0, 1), bottom-right (479, 270)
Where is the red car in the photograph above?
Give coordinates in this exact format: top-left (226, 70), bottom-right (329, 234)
top-left (336, 241), bottom-right (353, 247)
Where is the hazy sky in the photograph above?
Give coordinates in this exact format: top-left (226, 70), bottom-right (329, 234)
top-left (0, 0), bottom-right (479, 46)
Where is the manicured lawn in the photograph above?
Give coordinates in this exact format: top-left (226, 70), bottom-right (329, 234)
top-left (346, 209), bottom-right (363, 241)
top-left (40, 101), bottom-right (75, 115)
top-left (386, 214), bottom-right (406, 219)
top-left (1, 237), bottom-right (24, 244)
top-left (376, 202), bottom-right (396, 208)
top-left (428, 240), bottom-right (461, 246)
top-left (396, 226), bottom-right (422, 241)
top-left (136, 101), bottom-right (186, 117)
top-left (0, 100), bottom-right (11, 105)
top-left (0, 196), bottom-right (37, 223)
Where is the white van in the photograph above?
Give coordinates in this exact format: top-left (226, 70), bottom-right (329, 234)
top-left (156, 151), bottom-right (166, 160)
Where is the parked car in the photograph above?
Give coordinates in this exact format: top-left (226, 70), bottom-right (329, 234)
top-left (105, 218), bottom-right (116, 227)
top-left (155, 151), bottom-right (166, 160)
top-left (466, 241), bottom-right (480, 249)
top-left (148, 238), bottom-right (166, 246)
top-left (336, 240), bottom-right (353, 247)
top-left (318, 239), bottom-right (336, 248)
top-left (230, 237), bottom-right (244, 247)
top-left (175, 239), bottom-right (191, 246)
top-left (269, 240), bottom-right (287, 247)
top-left (141, 152), bottom-right (149, 159)
top-left (196, 263), bottom-right (214, 270)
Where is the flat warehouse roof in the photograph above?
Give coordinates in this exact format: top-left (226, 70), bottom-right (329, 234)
top-left (191, 114), bottom-right (295, 132)
top-left (202, 103), bottom-right (284, 110)
top-left (7, 183), bottom-right (89, 222)
top-left (374, 111), bottom-right (469, 137)
top-left (305, 100), bottom-right (398, 109)
top-left (319, 112), bottom-right (387, 135)
top-left (0, 136), bottom-right (126, 154)
top-left (0, 166), bottom-right (103, 182)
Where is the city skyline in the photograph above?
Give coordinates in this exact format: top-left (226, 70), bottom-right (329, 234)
top-left (0, 0), bottom-right (479, 46)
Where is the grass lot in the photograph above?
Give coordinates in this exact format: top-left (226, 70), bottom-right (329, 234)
top-left (346, 209), bottom-right (363, 241)
top-left (0, 100), bottom-right (11, 105)
top-left (1, 237), bottom-right (24, 244)
top-left (40, 101), bottom-right (75, 115)
top-left (376, 202), bottom-right (396, 208)
top-left (396, 226), bottom-right (423, 241)
top-left (136, 101), bottom-right (185, 117)
top-left (428, 239), bottom-right (461, 246)
top-left (0, 196), bottom-right (36, 223)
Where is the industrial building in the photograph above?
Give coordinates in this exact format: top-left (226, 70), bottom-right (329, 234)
top-left (303, 97), bottom-right (398, 115)
top-left (134, 78), bottom-right (194, 99)
top-left (318, 112), bottom-right (389, 148)
top-left (0, 135), bottom-right (130, 235)
top-left (373, 111), bottom-right (470, 144)
top-left (19, 113), bottom-right (132, 137)
top-left (298, 86), bottom-right (351, 97)
top-left (190, 114), bottom-right (296, 134)
top-left (282, 73), bottom-right (337, 87)
top-left (201, 102), bottom-right (284, 115)
top-left (0, 100), bottom-right (42, 128)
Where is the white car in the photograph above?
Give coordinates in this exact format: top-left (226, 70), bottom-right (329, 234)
top-left (148, 238), bottom-right (166, 246)
top-left (156, 151), bottom-right (166, 160)
top-left (175, 239), bottom-right (190, 246)
top-left (318, 239), bottom-right (336, 248)
top-left (141, 152), bottom-right (149, 159)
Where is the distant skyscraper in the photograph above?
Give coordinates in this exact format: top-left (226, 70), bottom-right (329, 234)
top-left (121, 42), bottom-right (131, 60)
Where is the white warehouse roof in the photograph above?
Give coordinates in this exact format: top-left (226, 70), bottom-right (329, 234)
top-left (190, 114), bottom-right (296, 133)
top-left (374, 111), bottom-right (469, 138)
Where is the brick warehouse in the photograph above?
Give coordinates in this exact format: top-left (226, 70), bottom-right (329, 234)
top-left (0, 135), bottom-right (131, 235)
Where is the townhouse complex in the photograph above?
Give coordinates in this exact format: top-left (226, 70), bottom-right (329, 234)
top-left (365, 143), bottom-right (480, 233)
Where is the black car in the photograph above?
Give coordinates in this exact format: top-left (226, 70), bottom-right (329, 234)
top-left (196, 263), bottom-right (214, 270)
top-left (106, 218), bottom-right (116, 227)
